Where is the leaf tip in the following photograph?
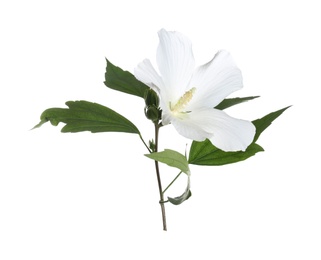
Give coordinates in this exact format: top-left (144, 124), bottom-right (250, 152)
top-left (30, 119), bottom-right (48, 130)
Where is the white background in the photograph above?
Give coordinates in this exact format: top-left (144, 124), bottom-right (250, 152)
top-left (1, 0), bottom-right (320, 259)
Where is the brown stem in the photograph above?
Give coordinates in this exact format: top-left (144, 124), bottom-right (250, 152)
top-left (154, 123), bottom-right (167, 231)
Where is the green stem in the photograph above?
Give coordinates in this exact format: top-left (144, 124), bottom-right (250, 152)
top-left (154, 123), bottom-right (167, 231)
top-left (163, 171), bottom-right (183, 194)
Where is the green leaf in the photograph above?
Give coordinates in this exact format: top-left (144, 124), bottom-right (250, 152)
top-left (215, 96), bottom-right (259, 110)
top-left (252, 106), bottom-right (291, 142)
top-left (104, 59), bottom-right (149, 98)
top-left (145, 149), bottom-right (190, 174)
top-left (145, 149), bottom-right (192, 205)
top-left (188, 140), bottom-right (264, 166)
top-left (33, 100), bottom-right (140, 134)
top-left (168, 184), bottom-right (192, 206)
top-left (167, 170), bottom-right (192, 206)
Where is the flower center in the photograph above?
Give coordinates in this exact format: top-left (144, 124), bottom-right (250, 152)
top-left (170, 88), bottom-right (196, 114)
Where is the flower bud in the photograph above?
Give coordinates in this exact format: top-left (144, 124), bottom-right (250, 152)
top-left (145, 105), bottom-right (161, 122)
top-left (144, 89), bottom-right (159, 107)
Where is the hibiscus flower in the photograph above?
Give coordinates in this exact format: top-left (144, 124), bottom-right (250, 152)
top-left (135, 29), bottom-right (255, 152)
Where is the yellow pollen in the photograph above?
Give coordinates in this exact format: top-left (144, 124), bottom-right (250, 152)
top-left (171, 87), bottom-right (196, 113)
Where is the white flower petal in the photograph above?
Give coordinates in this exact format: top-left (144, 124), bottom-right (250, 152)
top-left (187, 50), bottom-right (243, 110)
top-left (170, 108), bottom-right (255, 152)
top-left (134, 59), bottom-right (163, 94)
top-left (170, 113), bottom-right (212, 142)
top-left (156, 29), bottom-right (195, 100)
top-left (207, 109), bottom-right (255, 152)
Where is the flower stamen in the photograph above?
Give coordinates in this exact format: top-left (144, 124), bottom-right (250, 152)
top-left (170, 88), bottom-right (196, 113)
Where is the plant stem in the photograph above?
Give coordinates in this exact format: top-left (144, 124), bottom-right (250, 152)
top-left (154, 122), bottom-right (167, 231)
top-left (163, 171), bottom-right (182, 194)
